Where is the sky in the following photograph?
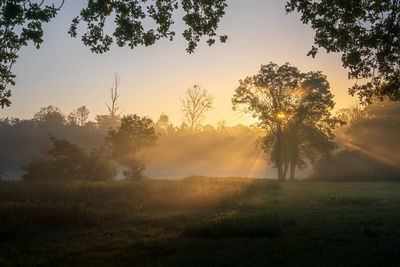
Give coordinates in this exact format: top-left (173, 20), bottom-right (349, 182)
top-left (2, 0), bottom-right (357, 126)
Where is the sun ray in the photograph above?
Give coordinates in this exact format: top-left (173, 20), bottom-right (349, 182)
top-left (345, 141), bottom-right (400, 169)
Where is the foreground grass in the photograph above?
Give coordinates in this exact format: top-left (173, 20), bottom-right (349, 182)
top-left (1, 177), bottom-right (400, 266)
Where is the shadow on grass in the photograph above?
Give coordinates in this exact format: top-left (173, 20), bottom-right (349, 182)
top-left (322, 196), bottom-right (382, 207)
top-left (184, 213), bottom-right (292, 239)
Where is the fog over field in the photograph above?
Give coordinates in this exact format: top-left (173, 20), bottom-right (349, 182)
top-left (1, 1), bottom-right (400, 266)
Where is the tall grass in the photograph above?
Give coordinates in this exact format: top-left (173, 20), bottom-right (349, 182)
top-left (0, 177), bottom-right (279, 235)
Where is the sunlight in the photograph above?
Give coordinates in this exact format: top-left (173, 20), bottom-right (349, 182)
top-left (345, 141), bottom-right (400, 169)
top-left (241, 147), bottom-right (268, 178)
top-left (277, 112), bottom-right (286, 119)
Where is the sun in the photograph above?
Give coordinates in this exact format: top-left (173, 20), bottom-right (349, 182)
top-left (277, 112), bottom-right (286, 119)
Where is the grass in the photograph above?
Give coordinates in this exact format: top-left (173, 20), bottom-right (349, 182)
top-left (1, 177), bottom-right (400, 266)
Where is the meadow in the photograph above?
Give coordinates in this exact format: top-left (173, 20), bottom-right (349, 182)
top-left (1, 177), bottom-right (400, 266)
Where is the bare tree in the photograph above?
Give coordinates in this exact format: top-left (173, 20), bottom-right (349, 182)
top-left (107, 73), bottom-right (123, 118)
top-left (181, 84), bottom-right (214, 132)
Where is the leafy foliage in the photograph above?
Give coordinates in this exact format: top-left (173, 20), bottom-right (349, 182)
top-left (69, 0), bottom-right (228, 54)
top-left (67, 106), bottom-right (90, 127)
top-left (1, 0), bottom-right (227, 107)
top-left (23, 134), bottom-right (116, 181)
top-left (286, 0), bottom-right (400, 103)
top-left (155, 113), bottom-right (174, 135)
top-left (95, 114), bottom-right (121, 130)
top-left (33, 105), bottom-right (66, 126)
top-left (106, 114), bottom-right (158, 180)
top-left (0, 1), bottom-right (63, 107)
top-left (232, 62), bottom-right (343, 180)
top-left (2, 1), bottom-right (399, 106)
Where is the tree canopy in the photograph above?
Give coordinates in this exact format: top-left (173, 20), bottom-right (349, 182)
top-left (106, 114), bottom-right (158, 180)
top-left (33, 105), bottom-right (66, 126)
top-left (0, 0), bottom-right (227, 107)
top-left (232, 62), bottom-right (343, 181)
top-left (286, 0), bottom-right (400, 103)
top-left (1, 1), bottom-right (399, 106)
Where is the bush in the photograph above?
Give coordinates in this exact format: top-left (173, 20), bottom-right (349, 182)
top-left (23, 135), bottom-right (116, 181)
top-left (123, 158), bottom-right (147, 181)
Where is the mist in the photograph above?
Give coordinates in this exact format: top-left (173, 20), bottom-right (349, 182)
top-left (0, 115), bottom-right (278, 180)
top-left (144, 126), bottom-right (273, 179)
top-left (313, 100), bottom-right (400, 181)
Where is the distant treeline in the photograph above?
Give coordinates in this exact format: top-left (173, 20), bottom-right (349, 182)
top-left (0, 105), bottom-right (272, 179)
top-left (1, 100), bottom-right (399, 181)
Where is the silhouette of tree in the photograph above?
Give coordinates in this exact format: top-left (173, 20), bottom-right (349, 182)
top-left (0, 1), bottom-right (227, 107)
top-left (286, 0), bottom-right (400, 103)
top-left (95, 114), bottom-right (120, 131)
top-left (33, 105), bottom-right (65, 126)
top-left (107, 73), bottom-right (123, 118)
top-left (106, 114), bottom-right (158, 180)
top-left (68, 106), bottom-right (90, 127)
top-left (0, 150), bottom-right (3, 180)
top-left (0, 1), bottom-right (65, 108)
top-left (23, 134), bottom-right (116, 181)
top-left (156, 113), bottom-right (174, 136)
top-left (181, 84), bottom-right (214, 132)
top-left (336, 104), bottom-right (366, 126)
top-left (233, 62), bottom-right (342, 181)
top-left (2, 1), bottom-right (398, 106)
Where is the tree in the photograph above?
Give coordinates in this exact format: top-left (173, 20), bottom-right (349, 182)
top-left (0, 1), bottom-right (64, 108)
top-left (286, 0), bottom-right (400, 103)
top-left (68, 106), bottom-right (90, 126)
top-left (106, 73), bottom-right (123, 118)
top-left (2, 1), bottom-right (398, 105)
top-left (0, 150), bottom-right (3, 180)
top-left (95, 114), bottom-right (120, 131)
top-left (0, 1), bottom-right (227, 107)
top-left (106, 114), bottom-right (158, 180)
top-left (23, 134), bottom-right (116, 181)
top-left (336, 104), bottom-right (366, 126)
top-left (156, 113), bottom-right (174, 136)
top-left (33, 105), bottom-right (65, 126)
top-left (232, 62), bottom-right (342, 181)
top-left (181, 84), bottom-right (214, 132)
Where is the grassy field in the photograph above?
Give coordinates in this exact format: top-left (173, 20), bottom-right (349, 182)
top-left (1, 177), bottom-right (400, 266)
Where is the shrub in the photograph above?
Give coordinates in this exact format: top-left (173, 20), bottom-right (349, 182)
top-left (23, 135), bottom-right (116, 181)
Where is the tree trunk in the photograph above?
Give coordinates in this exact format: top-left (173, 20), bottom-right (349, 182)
top-left (289, 161), bottom-right (296, 181)
top-left (277, 163), bottom-right (284, 182)
top-left (283, 161), bottom-right (289, 181)
top-left (276, 122), bottom-right (285, 182)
